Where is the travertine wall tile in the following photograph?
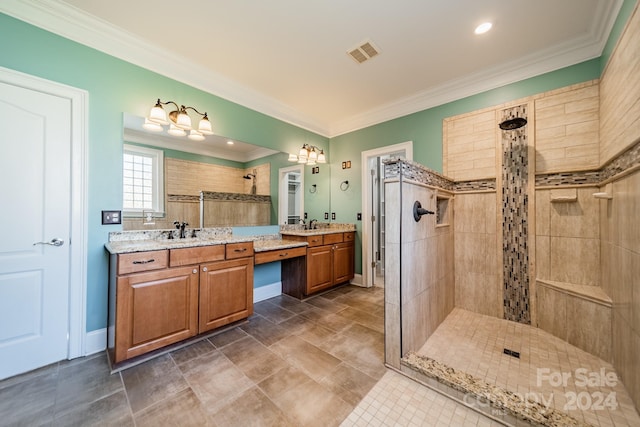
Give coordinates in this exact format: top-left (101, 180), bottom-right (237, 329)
top-left (549, 236), bottom-right (599, 286)
top-left (443, 110), bottom-right (497, 181)
top-left (535, 81), bottom-right (600, 173)
top-left (600, 4), bottom-right (640, 164)
top-left (566, 295), bottom-right (612, 362)
top-left (536, 284), bottom-right (567, 340)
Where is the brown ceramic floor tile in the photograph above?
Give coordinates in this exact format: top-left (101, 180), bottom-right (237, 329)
top-left (264, 294), bottom-right (316, 314)
top-left (0, 369), bottom-right (57, 425)
top-left (240, 314), bottom-right (292, 346)
top-left (179, 349), bottom-right (253, 413)
top-left (51, 390), bottom-right (134, 427)
top-left (269, 376), bottom-right (353, 427)
top-left (170, 339), bottom-right (216, 365)
top-left (269, 335), bottom-right (342, 382)
top-left (257, 365), bottom-right (315, 399)
top-left (304, 295), bottom-right (349, 313)
top-left (219, 336), bottom-right (288, 383)
top-left (208, 326), bottom-right (248, 348)
top-left (0, 285), bottom-right (389, 426)
top-left (335, 306), bottom-right (384, 333)
top-left (212, 386), bottom-right (294, 427)
top-left (134, 388), bottom-right (216, 427)
top-left (253, 300), bottom-right (298, 324)
top-left (121, 354), bottom-right (189, 414)
top-left (318, 333), bottom-right (386, 380)
top-left (54, 352), bottom-right (124, 417)
top-left (319, 362), bottom-right (378, 406)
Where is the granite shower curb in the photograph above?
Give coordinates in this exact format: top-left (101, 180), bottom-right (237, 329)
top-left (401, 352), bottom-right (591, 427)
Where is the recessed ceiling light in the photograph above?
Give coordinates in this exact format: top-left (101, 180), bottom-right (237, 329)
top-left (227, 140), bottom-right (234, 145)
top-left (475, 22), bottom-right (493, 35)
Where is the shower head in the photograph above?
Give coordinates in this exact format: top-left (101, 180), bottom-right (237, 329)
top-left (499, 117), bottom-right (527, 130)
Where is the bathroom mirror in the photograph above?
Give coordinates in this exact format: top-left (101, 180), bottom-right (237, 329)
top-left (122, 113), bottom-right (330, 230)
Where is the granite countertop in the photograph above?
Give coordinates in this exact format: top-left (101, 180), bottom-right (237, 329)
top-left (253, 239), bottom-right (308, 252)
top-left (280, 225), bottom-right (356, 237)
top-left (104, 235), bottom-right (254, 254)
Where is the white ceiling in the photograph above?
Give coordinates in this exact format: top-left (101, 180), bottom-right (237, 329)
top-left (1, 0), bottom-right (623, 137)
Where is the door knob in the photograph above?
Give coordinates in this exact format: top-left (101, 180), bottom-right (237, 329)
top-left (33, 238), bottom-right (65, 247)
top-left (202, 267), bottom-right (208, 272)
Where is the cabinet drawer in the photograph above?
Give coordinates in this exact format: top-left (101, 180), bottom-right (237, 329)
top-left (254, 246), bottom-right (306, 265)
top-left (169, 245), bottom-right (225, 267)
top-left (306, 235), bottom-right (324, 247)
top-left (343, 232), bottom-right (355, 243)
top-left (226, 242), bottom-right (254, 259)
top-left (323, 233), bottom-right (344, 245)
top-left (117, 250), bottom-right (168, 275)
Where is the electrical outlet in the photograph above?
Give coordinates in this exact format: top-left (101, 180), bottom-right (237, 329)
top-left (331, 212), bottom-right (336, 220)
top-left (304, 212), bottom-right (308, 219)
top-left (102, 210), bottom-right (121, 225)
top-left (324, 212), bottom-right (329, 220)
top-left (357, 213), bottom-right (362, 220)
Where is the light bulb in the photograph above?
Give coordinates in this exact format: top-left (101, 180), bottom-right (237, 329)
top-left (168, 124), bottom-right (186, 136)
top-left (198, 116), bottom-right (213, 135)
top-left (188, 130), bottom-right (205, 141)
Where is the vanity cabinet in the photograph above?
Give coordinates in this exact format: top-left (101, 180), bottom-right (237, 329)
top-left (282, 231), bottom-right (355, 297)
top-left (108, 242), bottom-right (253, 365)
top-left (199, 258), bottom-right (253, 333)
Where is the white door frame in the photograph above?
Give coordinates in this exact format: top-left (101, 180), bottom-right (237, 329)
top-left (278, 164), bottom-right (304, 225)
top-left (361, 141), bottom-right (413, 288)
top-left (1, 66), bottom-right (88, 359)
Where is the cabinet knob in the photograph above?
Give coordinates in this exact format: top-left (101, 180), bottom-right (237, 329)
top-left (192, 269), bottom-right (198, 274)
top-left (202, 266), bottom-right (208, 272)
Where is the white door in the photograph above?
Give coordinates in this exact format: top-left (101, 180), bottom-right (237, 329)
top-left (361, 142), bottom-right (413, 288)
top-left (0, 81), bottom-right (72, 379)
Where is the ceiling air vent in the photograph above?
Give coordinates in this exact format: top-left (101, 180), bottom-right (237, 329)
top-left (347, 40), bottom-right (380, 64)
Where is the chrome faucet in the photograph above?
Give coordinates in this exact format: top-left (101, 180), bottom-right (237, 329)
top-left (174, 221), bottom-right (188, 239)
top-left (310, 219), bottom-right (318, 230)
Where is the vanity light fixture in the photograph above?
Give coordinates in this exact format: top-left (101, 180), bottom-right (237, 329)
top-left (288, 144), bottom-right (326, 165)
top-left (145, 99), bottom-right (214, 141)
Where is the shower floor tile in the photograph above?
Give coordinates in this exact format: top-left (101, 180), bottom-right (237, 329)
top-left (416, 308), bottom-right (640, 427)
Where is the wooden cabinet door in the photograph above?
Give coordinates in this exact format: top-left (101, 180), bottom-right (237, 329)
top-left (115, 266), bottom-right (199, 363)
top-left (333, 242), bottom-right (355, 285)
top-left (199, 258), bottom-right (253, 333)
top-left (306, 245), bottom-right (333, 294)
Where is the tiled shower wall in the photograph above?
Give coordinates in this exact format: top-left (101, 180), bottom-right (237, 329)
top-left (500, 105), bottom-right (531, 324)
top-left (602, 169), bottom-right (640, 408)
top-left (453, 192), bottom-right (500, 318)
top-left (384, 160), bottom-right (455, 369)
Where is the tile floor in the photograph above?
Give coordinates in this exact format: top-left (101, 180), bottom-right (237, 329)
top-left (416, 308), bottom-right (640, 427)
top-left (0, 285), bottom-right (562, 427)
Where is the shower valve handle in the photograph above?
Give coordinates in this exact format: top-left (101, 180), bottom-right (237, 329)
top-left (413, 201), bottom-right (434, 222)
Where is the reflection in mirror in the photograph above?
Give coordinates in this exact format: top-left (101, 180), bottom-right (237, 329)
top-left (278, 165), bottom-right (304, 225)
top-left (122, 113), bottom-right (283, 230)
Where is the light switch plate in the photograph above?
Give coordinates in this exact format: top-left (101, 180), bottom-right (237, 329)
top-left (102, 210), bottom-right (121, 225)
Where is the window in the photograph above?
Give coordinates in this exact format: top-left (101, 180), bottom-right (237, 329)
top-left (123, 144), bottom-right (164, 217)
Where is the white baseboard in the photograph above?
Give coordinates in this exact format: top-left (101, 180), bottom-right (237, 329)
top-left (84, 328), bottom-right (107, 355)
top-left (350, 274), bottom-right (364, 287)
top-left (254, 282), bottom-right (282, 303)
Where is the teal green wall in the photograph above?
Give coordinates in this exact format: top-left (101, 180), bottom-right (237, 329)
top-left (0, 13), bottom-right (327, 333)
top-left (0, 1), bottom-right (634, 331)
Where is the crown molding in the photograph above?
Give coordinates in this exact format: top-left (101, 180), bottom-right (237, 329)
top-left (0, 0), bottom-right (329, 135)
top-left (1, 0), bottom-right (622, 139)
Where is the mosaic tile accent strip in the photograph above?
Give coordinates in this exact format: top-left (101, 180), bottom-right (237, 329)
top-left (383, 158), bottom-right (455, 190)
top-left (168, 192), bottom-right (272, 203)
top-left (454, 178), bottom-right (497, 192)
top-left (534, 170), bottom-right (601, 187)
top-left (535, 140), bottom-right (640, 186)
top-left (501, 105), bottom-right (531, 325)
